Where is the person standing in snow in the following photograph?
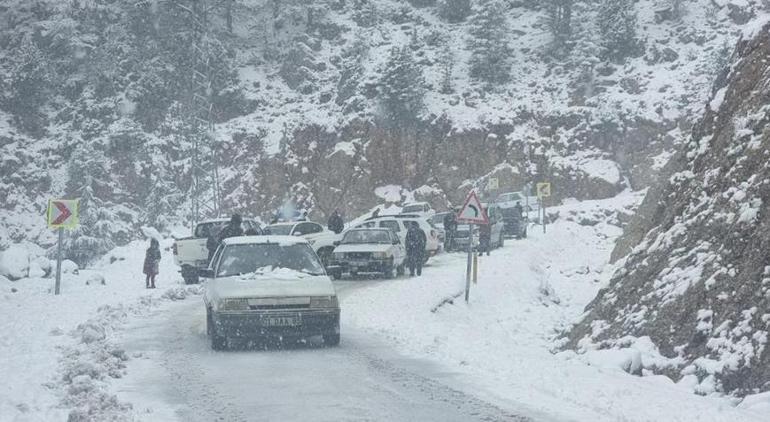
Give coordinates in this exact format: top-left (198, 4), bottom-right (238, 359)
top-left (514, 201), bottom-right (524, 219)
top-left (218, 214), bottom-right (244, 244)
top-left (327, 209), bottom-right (344, 234)
top-left (443, 211), bottom-right (457, 252)
top-left (405, 221), bottom-right (426, 276)
top-left (479, 222), bottom-right (492, 256)
top-left (143, 238), bottom-right (161, 289)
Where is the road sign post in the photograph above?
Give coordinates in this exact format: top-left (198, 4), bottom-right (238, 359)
top-left (47, 199), bottom-right (80, 295)
top-left (465, 224), bottom-right (473, 302)
top-left (536, 183), bottom-right (551, 235)
top-left (456, 191), bottom-right (489, 303)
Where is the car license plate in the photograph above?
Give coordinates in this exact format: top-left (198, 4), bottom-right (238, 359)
top-left (263, 315), bottom-right (300, 327)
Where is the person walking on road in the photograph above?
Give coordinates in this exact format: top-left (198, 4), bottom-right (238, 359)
top-left (443, 211), bottom-right (457, 252)
top-left (328, 209), bottom-right (344, 234)
top-left (405, 221), bottom-right (426, 276)
top-left (514, 201), bottom-right (524, 219)
top-left (143, 238), bottom-right (161, 289)
top-left (218, 214), bottom-right (244, 243)
top-left (479, 223), bottom-right (492, 256)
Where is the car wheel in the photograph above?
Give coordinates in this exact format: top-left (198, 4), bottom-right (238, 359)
top-left (317, 247), bottom-right (334, 269)
top-left (206, 307), bottom-right (213, 336)
top-left (383, 265), bottom-right (395, 279)
top-left (523, 228), bottom-right (528, 238)
top-left (396, 264), bottom-right (405, 276)
top-left (323, 333), bottom-right (340, 346)
top-left (499, 234), bottom-right (505, 248)
top-left (350, 270), bottom-right (358, 277)
top-left (209, 313), bottom-right (227, 351)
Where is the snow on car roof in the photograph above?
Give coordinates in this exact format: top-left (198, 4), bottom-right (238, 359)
top-left (200, 217), bottom-right (256, 224)
top-left (221, 235), bottom-right (309, 246)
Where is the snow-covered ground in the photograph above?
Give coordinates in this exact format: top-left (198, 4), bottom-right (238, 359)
top-left (340, 192), bottom-right (769, 421)
top-left (2, 193), bottom-right (768, 421)
top-left (0, 238), bottom-right (195, 421)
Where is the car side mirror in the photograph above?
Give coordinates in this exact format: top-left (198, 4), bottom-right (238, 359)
top-left (333, 241), bottom-right (341, 246)
top-left (199, 268), bottom-right (215, 279)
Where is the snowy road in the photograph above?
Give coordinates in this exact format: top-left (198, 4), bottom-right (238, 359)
top-left (113, 295), bottom-right (530, 422)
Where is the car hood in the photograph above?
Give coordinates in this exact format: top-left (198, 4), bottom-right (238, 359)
top-left (334, 244), bottom-right (393, 253)
top-left (210, 270), bottom-right (336, 299)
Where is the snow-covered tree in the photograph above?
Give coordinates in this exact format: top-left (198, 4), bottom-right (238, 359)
top-left (2, 36), bottom-right (49, 137)
top-left (437, 0), bottom-right (472, 23)
top-left (63, 145), bottom-right (116, 267)
top-left (597, 0), bottom-right (639, 61)
top-left (544, 0), bottom-right (573, 54)
top-left (467, 0), bottom-right (511, 84)
top-left (439, 42), bottom-right (454, 94)
top-left (379, 45), bottom-right (425, 124)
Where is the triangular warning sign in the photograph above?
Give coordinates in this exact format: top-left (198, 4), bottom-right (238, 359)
top-left (456, 191), bottom-right (489, 224)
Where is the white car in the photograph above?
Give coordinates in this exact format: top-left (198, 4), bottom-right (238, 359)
top-left (330, 228), bottom-right (406, 279)
top-left (400, 201), bottom-right (435, 218)
top-left (354, 216), bottom-right (441, 262)
top-left (201, 236), bottom-right (340, 350)
top-left (264, 221), bottom-right (341, 268)
top-left (173, 218), bottom-right (262, 284)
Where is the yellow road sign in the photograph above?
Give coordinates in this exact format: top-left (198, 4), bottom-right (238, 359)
top-left (536, 182), bottom-right (551, 198)
top-left (47, 199), bottom-right (80, 229)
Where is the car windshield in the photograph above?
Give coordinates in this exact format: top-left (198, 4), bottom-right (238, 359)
top-left (265, 225), bottom-right (293, 235)
top-left (195, 222), bottom-right (226, 238)
top-left (216, 243), bottom-right (325, 277)
top-left (402, 205), bottom-right (424, 213)
top-left (429, 214), bottom-right (447, 225)
top-left (342, 230), bottom-right (391, 244)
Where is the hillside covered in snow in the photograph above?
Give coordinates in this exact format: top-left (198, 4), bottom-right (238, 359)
top-left (1, 0), bottom-right (768, 257)
top-left (565, 19), bottom-right (770, 397)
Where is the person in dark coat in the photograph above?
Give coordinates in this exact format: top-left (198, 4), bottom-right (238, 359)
top-left (218, 214), bottom-right (244, 244)
top-left (443, 212), bottom-right (457, 252)
top-left (143, 238), bottom-right (161, 289)
top-left (327, 209), bottom-right (344, 234)
top-left (479, 223), bottom-right (492, 256)
top-left (405, 222), bottom-right (427, 276)
top-left (514, 201), bottom-right (524, 219)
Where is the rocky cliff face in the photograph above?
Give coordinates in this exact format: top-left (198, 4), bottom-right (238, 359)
top-left (566, 22), bottom-right (770, 396)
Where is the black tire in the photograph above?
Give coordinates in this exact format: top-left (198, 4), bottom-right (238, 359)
top-left (396, 264), bottom-right (405, 276)
top-left (523, 228), bottom-right (528, 238)
top-left (181, 265), bottom-right (199, 285)
top-left (208, 311), bottom-right (227, 351)
top-left (383, 265), bottom-right (395, 279)
top-left (323, 333), bottom-right (340, 346)
top-left (499, 234), bottom-right (505, 248)
top-left (317, 247), bottom-right (334, 269)
top-left (350, 270), bottom-right (358, 277)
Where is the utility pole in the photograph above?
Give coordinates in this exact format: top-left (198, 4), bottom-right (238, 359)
top-left (181, 0), bottom-right (223, 231)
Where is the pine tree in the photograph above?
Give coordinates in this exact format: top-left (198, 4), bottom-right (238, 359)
top-left (544, 0), bottom-right (573, 55)
top-left (467, 0), bottom-right (511, 84)
top-left (439, 42), bottom-right (454, 94)
top-left (597, 0), bottom-right (639, 62)
top-left (379, 45), bottom-right (425, 124)
top-left (63, 145), bottom-right (117, 267)
top-left (437, 0), bottom-right (472, 23)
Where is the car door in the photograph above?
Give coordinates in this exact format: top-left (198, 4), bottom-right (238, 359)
top-left (391, 232), bottom-right (405, 265)
top-left (378, 220), bottom-right (404, 249)
top-left (292, 223), bottom-right (313, 236)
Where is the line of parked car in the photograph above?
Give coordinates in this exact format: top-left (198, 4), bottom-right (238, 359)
top-left (172, 192), bottom-right (533, 350)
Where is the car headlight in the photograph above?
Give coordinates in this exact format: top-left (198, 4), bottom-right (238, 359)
top-left (310, 296), bottom-right (339, 308)
top-left (219, 298), bottom-right (249, 311)
top-left (373, 252), bottom-right (389, 259)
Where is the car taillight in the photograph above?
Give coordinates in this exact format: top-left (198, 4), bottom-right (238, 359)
top-left (172, 243), bottom-right (178, 255)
